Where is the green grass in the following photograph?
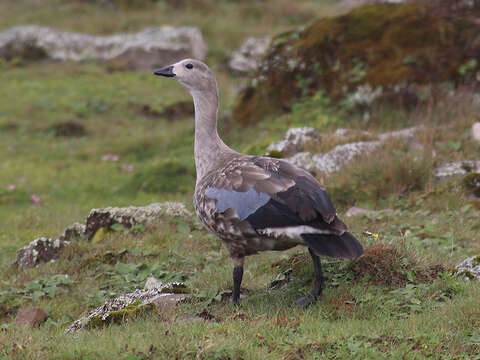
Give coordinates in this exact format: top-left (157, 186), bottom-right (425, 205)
top-left (1, 1), bottom-right (480, 359)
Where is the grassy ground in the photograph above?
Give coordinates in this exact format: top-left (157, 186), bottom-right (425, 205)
top-left (1, 1), bottom-right (480, 359)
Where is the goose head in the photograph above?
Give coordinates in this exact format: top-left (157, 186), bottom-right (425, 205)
top-left (154, 58), bottom-right (216, 93)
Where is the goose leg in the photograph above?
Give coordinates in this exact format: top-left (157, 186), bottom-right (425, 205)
top-left (296, 248), bottom-right (327, 308)
top-left (232, 257), bottom-right (244, 305)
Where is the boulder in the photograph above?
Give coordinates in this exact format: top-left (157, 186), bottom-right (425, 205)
top-left (232, 2), bottom-right (480, 124)
top-left (288, 141), bottom-right (383, 175)
top-left (66, 282), bottom-right (190, 332)
top-left (266, 127), bottom-right (321, 157)
top-left (85, 202), bottom-right (192, 236)
top-left (455, 255), bottom-right (480, 280)
top-left (229, 37), bottom-right (271, 73)
top-left (434, 161), bottom-right (480, 180)
top-left (0, 25), bottom-right (207, 70)
top-left (16, 237), bottom-right (69, 268)
top-left (14, 307), bottom-right (48, 327)
top-left (473, 122), bottom-right (480, 142)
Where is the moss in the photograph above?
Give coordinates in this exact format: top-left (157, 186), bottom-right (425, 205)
top-left (232, 3), bottom-right (480, 124)
top-left (86, 301), bottom-right (157, 330)
top-left (266, 149), bottom-right (284, 159)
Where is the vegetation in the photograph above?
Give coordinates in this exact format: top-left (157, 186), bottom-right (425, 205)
top-left (1, 0), bottom-right (480, 359)
top-left (232, 2), bottom-right (480, 124)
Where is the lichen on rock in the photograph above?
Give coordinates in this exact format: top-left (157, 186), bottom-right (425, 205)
top-left (66, 282), bottom-right (190, 332)
top-left (288, 140), bottom-right (383, 175)
top-left (85, 202), bottom-right (192, 236)
top-left (16, 237), bottom-right (69, 268)
top-left (455, 255), bottom-right (480, 280)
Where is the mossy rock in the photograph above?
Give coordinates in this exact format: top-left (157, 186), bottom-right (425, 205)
top-left (86, 300), bottom-right (156, 330)
top-left (232, 2), bottom-right (480, 124)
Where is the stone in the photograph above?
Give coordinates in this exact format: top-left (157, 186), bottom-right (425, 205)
top-left (16, 237), bottom-right (69, 268)
top-left (59, 222), bottom-right (87, 241)
top-left (14, 307), bottom-right (48, 327)
top-left (345, 206), bottom-right (393, 217)
top-left (455, 255), bottom-right (480, 280)
top-left (85, 202), bottom-right (192, 236)
top-left (0, 25), bottom-right (207, 70)
top-left (266, 127), bottom-right (321, 157)
top-left (378, 126), bottom-right (420, 141)
top-left (434, 161), bottom-right (480, 180)
top-left (229, 37), bottom-right (271, 73)
top-left (472, 122), bottom-right (480, 142)
top-left (288, 141), bottom-right (383, 175)
top-left (66, 282), bottom-right (190, 332)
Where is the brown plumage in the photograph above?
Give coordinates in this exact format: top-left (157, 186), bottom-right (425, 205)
top-left (154, 59), bottom-right (363, 307)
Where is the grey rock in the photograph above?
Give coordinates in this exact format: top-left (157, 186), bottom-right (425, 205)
top-left (455, 255), bottom-right (480, 280)
top-left (473, 122), bottom-right (480, 142)
top-left (0, 25), bottom-right (207, 70)
top-left (267, 127), bottom-right (321, 157)
top-left (14, 307), bottom-right (48, 327)
top-left (59, 222), bottom-right (86, 241)
top-left (288, 141), bottom-right (383, 175)
top-left (345, 206), bottom-right (393, 217)
top-left (378, 126), bottom-right (419, 141)
top-left (16, 237), bottom-right (69, 268)
top-left (85, 202), bottom-right (192, 236)
top-left (229, 37), bottom-right (271, 73)
top-left (66, 282), bottom-right (189, 332)
top-left (434, 161), bottom-right (480, 180)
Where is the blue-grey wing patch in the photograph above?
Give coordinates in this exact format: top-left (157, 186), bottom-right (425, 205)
top-left (206, 187), bottom-right (270, 220)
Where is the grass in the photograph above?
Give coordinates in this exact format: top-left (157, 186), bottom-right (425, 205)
top-left (1, 0), bottom-right (480, 359)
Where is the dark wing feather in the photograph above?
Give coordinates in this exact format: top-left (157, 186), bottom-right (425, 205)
top-left (207, 156), bottom-right (345, 232)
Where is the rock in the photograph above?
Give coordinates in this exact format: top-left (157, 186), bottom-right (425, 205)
top-left (59, 222), bottom-right (87, 241)
top-left (0, 25), bottom-right (207, 70)
top-left (66, 282), bottom-right (190, 332)
top-left (378, 126), bottom-right (419, 141)
top-left (473, 122), bottom-right (480, 142)
top-left (455, 255), bottom-right (480, 280)
top-left (288, 141), bottom-right (383, 175)
top-left (232, 2), bottom-right (480, 124)
top-left (144, 276), bottom-right (165, 290)
top-left (345, 206), bottom-right (393, 217)
top-left (266, 127), bottom-right (321, 157)
top-left (229, 36), bottom-right (271, 73)
top-left (16, 237), bottom-right (69, 268)
top-left (14, 307), bottom-right (48, 327)
top-left (434, 161), bottom-right (480, 180)
top-left (85, 202), bottom-right (192, 236)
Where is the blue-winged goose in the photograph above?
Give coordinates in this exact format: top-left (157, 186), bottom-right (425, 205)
top-left (154, 59), bottom-right (363, 307)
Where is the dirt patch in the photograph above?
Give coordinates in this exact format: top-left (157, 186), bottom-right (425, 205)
top-left (351, 243), bottom-right (444, 287)
top-left (50, 121), bottom-right (87, 137)
top-left (159, 101), bottom-right (194, 121)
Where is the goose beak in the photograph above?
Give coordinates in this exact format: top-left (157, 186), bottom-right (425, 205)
top-left (154, 66), bottom-right (176, 77)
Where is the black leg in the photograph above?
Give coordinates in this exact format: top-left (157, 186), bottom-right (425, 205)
top-left (296, 248), bottom-right (327, 308)
top-left (232, 266), bottom-right (244, 305)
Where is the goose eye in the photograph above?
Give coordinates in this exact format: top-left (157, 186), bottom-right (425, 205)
top-left (186, 63), bottom-right (193, 69)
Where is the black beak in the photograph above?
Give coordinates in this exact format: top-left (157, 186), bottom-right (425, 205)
top-left (154, 66), bottom-right (175, 77)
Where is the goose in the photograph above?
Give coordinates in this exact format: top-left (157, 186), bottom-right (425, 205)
top-left (154, 59), bottom-right (363, 307)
